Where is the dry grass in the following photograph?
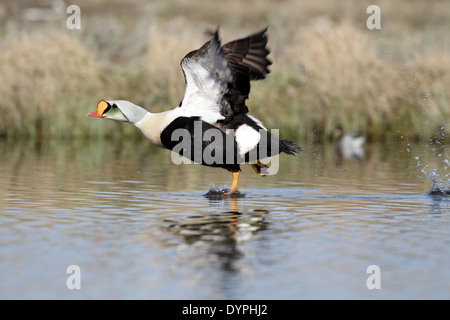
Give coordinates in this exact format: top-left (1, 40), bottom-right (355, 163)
top-left (0, 31), bottom-right (134, 139)
top-left (250, 22), bottom-right (450, 141)
top-left (0, 0), bottom-right (448, 142)
top-left (0, 33), bottom-right (99, 138)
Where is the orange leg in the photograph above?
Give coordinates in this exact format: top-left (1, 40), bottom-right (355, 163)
top-left (230, 172), bottom-right (240, 194)
top-left (251, 160), bottom-right (269, 177)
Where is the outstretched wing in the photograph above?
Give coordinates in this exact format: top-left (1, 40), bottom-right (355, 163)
top-left (179, 31), bottom-right (231, 124)
top-left (222, 27), bottom-right (271, 81)
top-left (221, 27), bottom-right (272, 117)
top-left (179, 28), bottom-right (271, 124)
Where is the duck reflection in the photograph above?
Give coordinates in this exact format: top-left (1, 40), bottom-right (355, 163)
top-left (164, 198), bottom-right (268, 271)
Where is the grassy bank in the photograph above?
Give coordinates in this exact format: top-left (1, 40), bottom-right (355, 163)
top-left (0, 0), bottom-right (448, 142)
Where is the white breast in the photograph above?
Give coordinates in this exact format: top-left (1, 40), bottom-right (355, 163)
top-left (135, 110), bottom-right (180, 147)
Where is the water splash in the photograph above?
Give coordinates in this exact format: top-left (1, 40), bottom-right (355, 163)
top-left (408, 122), bottom-right (450, 196)
top-left (415, 156), bottom-right (449, 196)
top-left (204, 184), bottom-right (245, 199)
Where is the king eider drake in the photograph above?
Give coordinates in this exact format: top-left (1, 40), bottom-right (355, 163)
top-left (88, 27), bottom-right (301, 195)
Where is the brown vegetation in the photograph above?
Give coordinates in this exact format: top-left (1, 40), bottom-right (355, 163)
top-left (0, 0), bottom-right (448, 142)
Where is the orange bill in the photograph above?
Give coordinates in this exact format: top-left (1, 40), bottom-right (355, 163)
top-left (88, 110), bottom-right (103, 117)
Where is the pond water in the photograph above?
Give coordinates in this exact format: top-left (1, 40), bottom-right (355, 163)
top-left (0, 137), bottom-right (448, 299)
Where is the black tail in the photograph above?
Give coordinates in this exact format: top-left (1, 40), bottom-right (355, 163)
top-left (280, 139), bottom-right (302, 155)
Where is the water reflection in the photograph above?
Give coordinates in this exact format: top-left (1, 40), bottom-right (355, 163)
top-left (164, 198), bottom-right (268, 271)
top-left (428, 194), bottom-right (450, 215)
top-left (335, 146), bottom-right (365, 166)
top-left (0, 139), bottom-right (449, 299)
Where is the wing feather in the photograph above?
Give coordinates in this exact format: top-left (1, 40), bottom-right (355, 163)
top-left (178, 28), bottom-right (271, 124)
top-left (179, 31), bottom-right (231, 124)
top-left (221, 27), bottom-right (272, 81)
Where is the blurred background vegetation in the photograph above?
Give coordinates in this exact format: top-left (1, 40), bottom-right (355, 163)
top-left (0, 0), bottom-right (448, 143)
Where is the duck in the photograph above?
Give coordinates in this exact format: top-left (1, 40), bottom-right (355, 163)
top-left (335, 125), bottom-right (365, 161)
top-left (88, 27), bottom-right (301, 195)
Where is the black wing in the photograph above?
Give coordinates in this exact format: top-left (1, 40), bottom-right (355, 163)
top-left (220, 27), bottom-right (272, 118)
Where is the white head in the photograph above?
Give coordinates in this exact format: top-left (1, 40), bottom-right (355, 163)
top-left (88, 100), bottom-right (149, 124)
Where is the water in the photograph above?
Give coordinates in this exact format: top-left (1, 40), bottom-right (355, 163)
top-left (0, 139), bottom-right (449, 299)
